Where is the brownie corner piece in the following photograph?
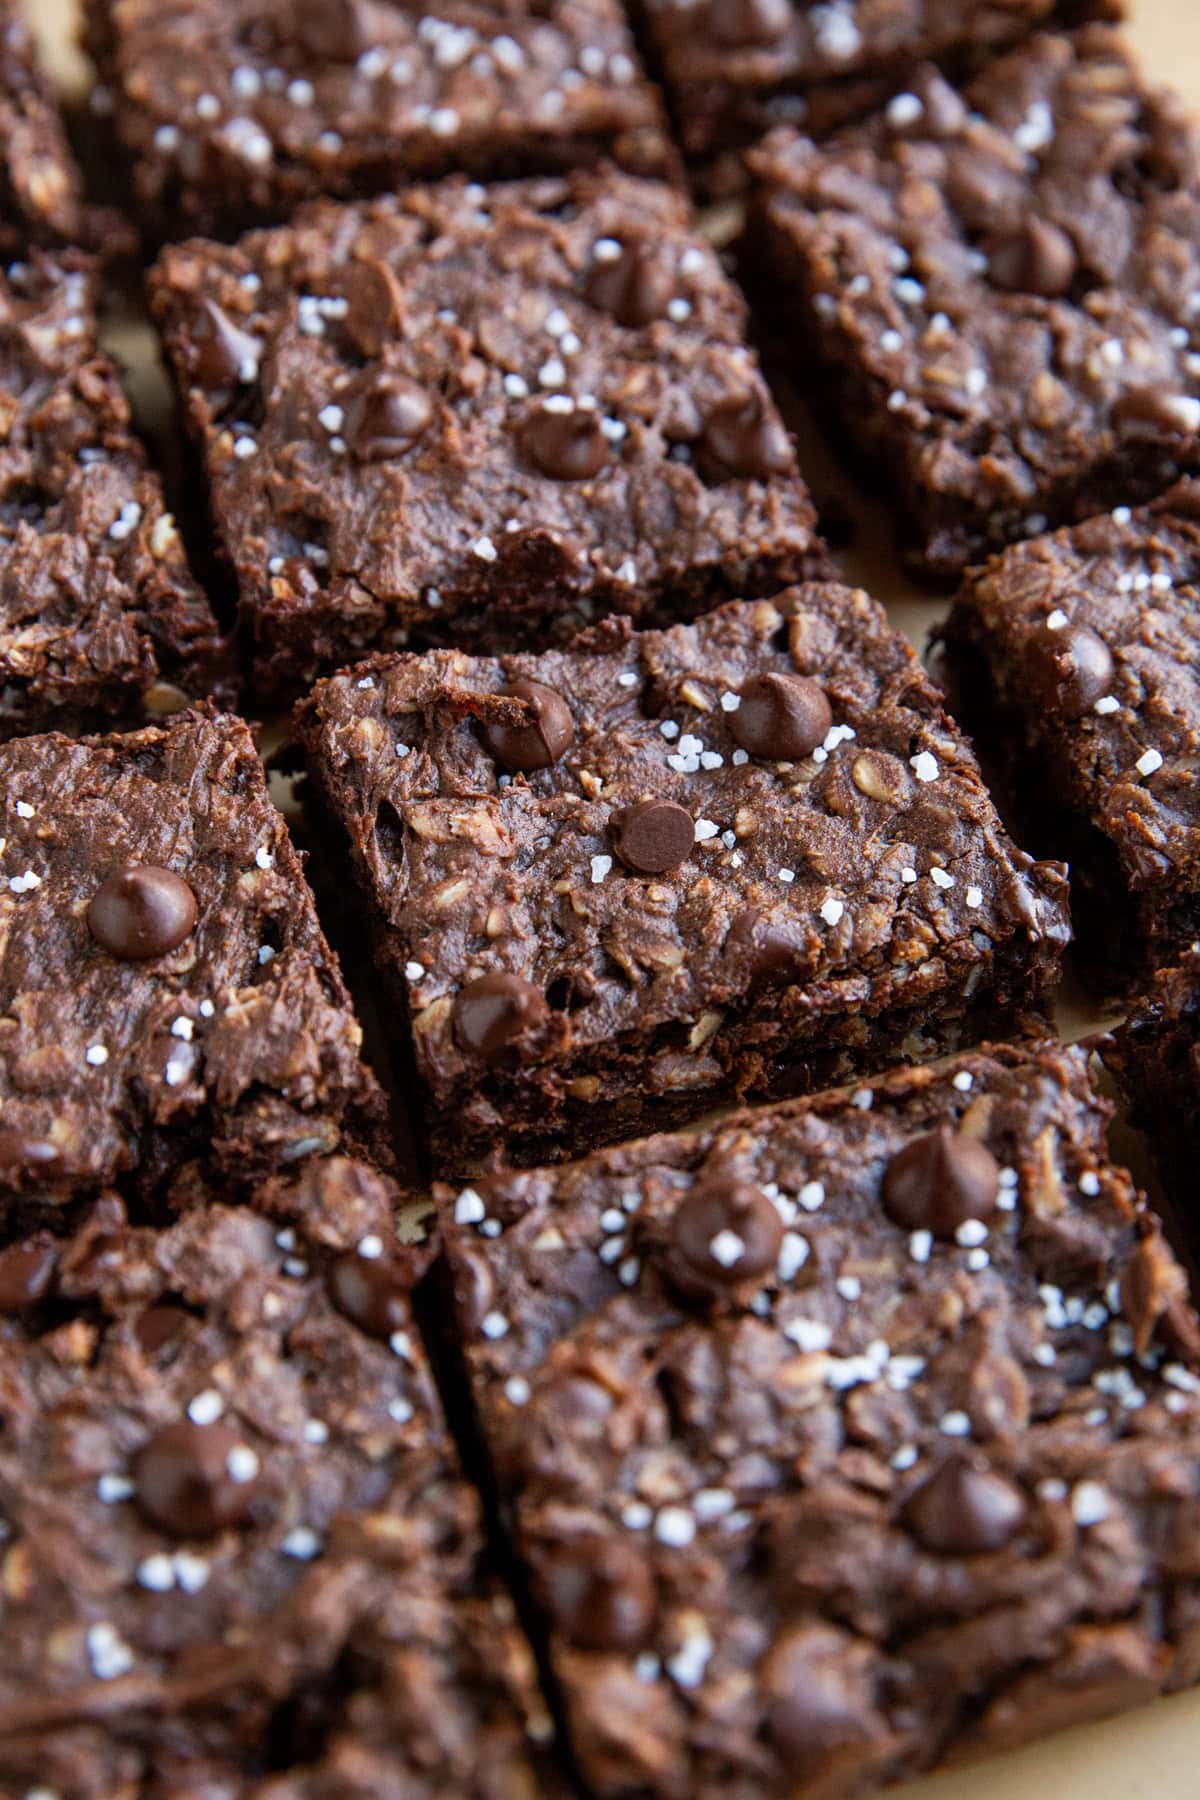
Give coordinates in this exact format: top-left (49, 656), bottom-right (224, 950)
top-left (940, 478), bottom-right (1200, 985)
top-left (748, 23), bottom-right (1200, 577)
top-left (0, 707), bottom-right (386, 1207)
top-left (438, 1038), bottom-right (1200, 1797)
top-left (150, 168), bottom-right (823, 698)
top-left (296, 581), bottom-right (1069, 1176)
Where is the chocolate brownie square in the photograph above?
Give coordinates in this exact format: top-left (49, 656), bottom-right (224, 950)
top-left (150, 170), bottom-right (824, 700)
top-left (0, 1155), bottom-right (558, 1797)
top-left (84, 0), bottom-right (675, 241)
top-left (0, 250), bottom-right (230, 740)
top-left (439, 1041), bottom-right (1200, 1798)
top-left (0, 708), bottom-right (385, 1209)
top-left (748, 26), bottom-right (1200, 578)
top-left (940, 479), bottom-right (1200, 986)
top-left (0, 0), bottom-right (96, 253)
top-left (1106, 949), bottom-right (1200, 1235)
top-left (295, 583), bottom-right (1070, 1176)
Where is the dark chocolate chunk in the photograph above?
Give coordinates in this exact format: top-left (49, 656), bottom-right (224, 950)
top-left (328, 1249), bottom-right (411, 1339)
top-left (481, 679), bottom-right (575, 773)
top-left (521, 407), bottom-right (609, 480)
top-left (134, 1420), bottom-right (260, 1538)
top-left (1025, 622), bottom-right (1115, 718)
top-left (666, 1175), bottom-right (785, 1297)
top-left (1114, 387), bottom-right (1200, 439)
top-left (987, 218), bottom-right (1077, 298)
top-left (614, 798), bottom-right (694, 874)
top-left (87, 864), bottom-right (198, 961)
top-left (292, 0), bottom-right (369, 61)
top-left (698, 393), bottom-right (793, 483)
top-left (904, 1458), bottom-right (1027, 1554)
top-left (349, 373), bottom-right (434, 461)
top-left (134, 1303), bottom-right (191, 1354)
top-left (583, 242), bottom-right (673, 327)
top-left (454, 973), bottom-right (550, 1062)
top-left (0, 1237), bottom-right (57, 1313)
top-left (881, 1126), bottom-right (1000, 1236)
top-left (190, 299), bottom-right (262, 389)
top-left (729, 672), bottom-right (832, 760)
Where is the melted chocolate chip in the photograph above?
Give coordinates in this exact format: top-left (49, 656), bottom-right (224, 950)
top-left (666, 1176), bottom-right (784, 1299)
top-left (698, 393), bottom-right (792, 483)
top-left (191, 299), bottom-right (262, 390)
top-left (541, 1538), bottom-right (656, 1651)
top-left (328, 1250), bottom-right (411, 1339)
top-left (709, 0), bottom-right (790, 46)
top-left (0, 1130), bottom-right (60, 1178)
top-left (340, 259), bottom-right (405, 357)
top-left (905, 1458), bottom-right (1027, 1554)
top-left (1025, 622), bottom-right (1115, 718)
top-left (481, 679), bottom-right (574, 773)
top-left (454, 973), bottom-right (550, 1063)
top-left (723, 911), bottom-right (805, 987)
top-left (452, 1247), bottom-right (497, 1336)
top-left (764, 1627), bottom-right (876, 1763)
top-left (615, 799), bottom-right (694, 874)
top-left (349, 372), bottom-right (433, 460)
top-left (729, 672), bottom-right (832, 761)
top-left (521, 408), bottom-right (609, 481)
top-left (134, 1420), bottom-right (259, 1538)
top-left (134, 1303), bottom-right (191, 1355)
top-left (292, 0), bottom-right (368, 60)
top-left (87, 865), bottom-right (198, 961)
top-left (584, 243), bottom-right (673, 327)
top-left (988, 218), bottom-right (1077, 298)
top-left (1114, 386), bottom-right (1200, 439)
top-left (881, 1125), bottom-right (1000, 1237)
top-left (0, 1236), bottom-right (57, 1313)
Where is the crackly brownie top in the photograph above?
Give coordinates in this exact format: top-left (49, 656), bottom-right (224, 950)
top-left (0, 0), bottom-right (89, 250)
top-left (0, 251), bottom-right (225, 731)
top-left (441, 1042), bottom-right (1200, 1791)
top-left (150, 173), bottom-right (817, 632)
top-left (0, 1157), bottom-right (551, 1794)
top-left (91, 0), bottom-right (668, 223)
top-left (298, 585), bottom-right (1068, 1100)
top-left (0, 709), bottom-right (380, 1200)
top-left (751, 29), bottom-right (1200, 531)
top-left (953, 480), bottom-right (1200, 895)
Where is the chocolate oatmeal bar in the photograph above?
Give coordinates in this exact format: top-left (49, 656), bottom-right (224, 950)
top-left (84, 0), bottom-right (674, 241)
top-left (0, 0), bottom-right (97, 253)
top-left (0, 1156), bottom-right (556, 1797)
top-left (748, 26), bottom-right (1200, 577)
top-left (296, 583), bottom-right (1070, 1176)
top-left (439, 1040), bottom-right (1200, 1798)
top-left (150, 170), bottom-right (823, 700)
top-left (940, 479), bottom-right (1200, 986)
top-left (0, 708), bottom-right (385, 1210)
top-left (0, 250), bottom-right (228, 740)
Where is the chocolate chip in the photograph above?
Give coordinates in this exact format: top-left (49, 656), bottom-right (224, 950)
top-left (454, 973), bottom-right (550, 1063)
top-left (709, 0), bottom-right (790, 47)
top-left (881, 1125), bottom-right (1000, 1237)
top-left (87, 865), bottom-right (198, 961)
top-left (452, 1247), bottom-right (497, 1336)
top-left (134, 1303), bottom-right (190, 1355)
top-left (1114, 386), bottom-right (1200, 439)
top-left (0, 1130), bottom-right (60, 1178)
top-left (292, 0), bottom-right (368, 60)
top-left (723, 911), bottom-right (805, 987)
top-left (328, 1250), bottom-right (411, 1339)
top-left (190, 299), bottom-right (262, 389)
top-left (764, 1625), bottom-right (879, 1764)
top-left (698, 392), bottom-right (793, 483)
top-left (481, 679), bottom-right (574, 773)
top-left (541, 1538), bottom-right (656, 1651)
top-left (987, 218), bottom-right (1077, 298)
top-left (729, 672), bottom-right (832, 761)
top-left (521, 408), bottom-right (609, 481)
top-left (667, 1176), bottom-right (784, 1299)
top-left (134, 1421), bottom-right (259, 1538)
top-left (615, 799), bottom-right (694, 874)
top-left (340, 259), bottom-right (405, 357)
top-left (0, 1236), bottom-right (57, 1313)
top-left (905, 1457), bottom-right (1027, 1554)
top-left (349, 372), bottom-right (433, 460)
top-left (584, 243), bottom-right (673, 327)
top-left (1025, 622), bottom-right (1115, 718)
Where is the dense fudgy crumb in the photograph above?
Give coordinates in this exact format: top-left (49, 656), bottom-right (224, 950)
top-left (150, 170), bottom-right (824, 700)
top-left (0, 708), bottom-right (386, 1210)
top-left (1107, 948), bottom-right (1200, 1234)
top-left (296, 583), bottom-right (1069, 1176)
top-left (748, 26), bottom-right (1200, 577)
top-left (0, 251), bottom-right (230, 739)
top-left (84, 0), bottom-right (675, 240)
top-left (0, 1156), bottom-right (557, 1796)
top-left (940, 479), bottom-right (1200, 985)
top-left (438, 1041), bottom-right (1200, 1798)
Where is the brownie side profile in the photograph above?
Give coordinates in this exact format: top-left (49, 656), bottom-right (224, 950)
top-left (84, 0), bottom-right (675, 241)
top-left (0, 251), bottom-right (230, 740)
top-left (150, 170), bottom-right (824, 700)
top-left (0, 709), bottom-right (386, 1209)
top-left (296, 584), bottom-right (1070, 1176)
top-left (748, 26), bottom-right (1200, 578)
top-left (1106, 949), bottom-right (1200, 1234)
top-left (940, 480), bottom-right (1200, 987)
top-left (0, 1156), bottom-right (557, 1797)
top-left (438, 1041), bottom-right (1200, 1798)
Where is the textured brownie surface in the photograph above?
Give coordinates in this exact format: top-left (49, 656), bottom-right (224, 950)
top-left (85, 0), bottom-right (674, 239)
top-left (0, 1156), bottom-right (555, 1796)
top-left (296, 584), bottom-right (1070, 1175)
top-left (0, 0), bottom-right (93, 252)
top-left (0, 251), bottom-right (228, 740)
top-left (941, 479), bottom-right (1200, 982)
top-left (151, 171), bottom-right (823, 698)
top-left (749, 26), bottom-right (1200, 577)
top-left (440, 1041), bottom-right (1200, 1798)
top-left (1107, 948), bottom-right (1200, 1227)
top-left (0, 709), bottom-right (384, 1207)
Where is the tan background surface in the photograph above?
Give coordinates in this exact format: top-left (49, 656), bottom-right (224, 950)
top-left (25, 0), bottom-right (1200, 1792)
